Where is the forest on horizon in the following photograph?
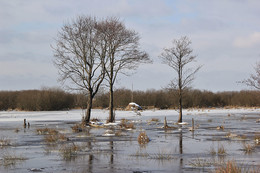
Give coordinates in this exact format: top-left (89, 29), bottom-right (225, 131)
top-left (0, 87), bottom-right (259, 111)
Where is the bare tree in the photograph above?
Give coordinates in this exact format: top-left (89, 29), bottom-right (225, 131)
top-left (98, 17), bottom-right (150, 122)
top-left (52, 16), bottom-right (106, 124)
top-left (160, 36), bottom-right (201, 123)
top-left (242, 62), bottom-right (260, 90)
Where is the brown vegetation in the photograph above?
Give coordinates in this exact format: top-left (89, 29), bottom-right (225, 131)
top-left (0, 88), bottom-right (260, 111)
top-left (214, 160), bottom-right (260, 173)
top-left (138, 131), bottom-right (150, 145)
top-left (119, 119), bottom-right (135, 129)
top-left (36, 128), bottom-right (68, 143)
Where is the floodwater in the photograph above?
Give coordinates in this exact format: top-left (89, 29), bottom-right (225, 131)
top-left (0, 109), bottom-right (259, 173)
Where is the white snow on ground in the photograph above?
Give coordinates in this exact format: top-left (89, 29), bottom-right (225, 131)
top-left (0, 108), bottom-right (259, 122)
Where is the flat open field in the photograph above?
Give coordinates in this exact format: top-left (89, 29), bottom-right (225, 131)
top-left (0, 108), bottom-right (259, 172)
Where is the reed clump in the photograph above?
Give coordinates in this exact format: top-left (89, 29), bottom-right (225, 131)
top-left (138, 131), bottom-right (150, 145)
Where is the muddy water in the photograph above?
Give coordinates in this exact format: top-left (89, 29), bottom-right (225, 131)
top-left (0, 110), bottom-right (259, 173)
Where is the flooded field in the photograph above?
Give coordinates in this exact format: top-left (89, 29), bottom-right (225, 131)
top-left (0, 108), bottom-right (259, 173)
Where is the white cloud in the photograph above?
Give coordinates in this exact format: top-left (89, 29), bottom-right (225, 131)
top-left (233, 32), bottom-right (260, 48)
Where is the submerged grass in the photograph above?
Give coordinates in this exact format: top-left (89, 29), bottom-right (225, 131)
top-left (130, 149), bottom-right (149, 158)
top-left (59, 143), bottom-right (80, 160)
top-left (130, 149), bottom-right (175, 161)
top-left (149, 150), bottom-right (175, 160)
top-left (189, 158), bottom-right (214, 168)
top-left (242, 143), bottom-right (256, 154)
top-left (208, 144), bottom-right (227, 156)
top-left (0, 152), bottom-right (27, 167)
top-left (36, 128), bottom-right (58, 135)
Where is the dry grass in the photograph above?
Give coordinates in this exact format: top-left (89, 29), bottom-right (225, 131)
top-left (217, 144), bottom-right (227, 155)
top-left (138, 131), bottom-right (150, 145)
top-left (189, 158), bottom-right (213, 168)
top-left (36, 128), bottom-right (58, 135)
top-left (44, 133), bottom-right (68, 143)
top-left (209, 146), bottom-right (217, 156)
top-left (149, 150), bottom-right (174, 160)
top-left (130, 149), bottom-right (149, 158)
top-left (59, 143), bottom-right (80, 160)
top-left (120, 119), bottom-right (135, 129)
top-left (71, 123), bottom-right (85, 132)
top-left (90, 118), bottom-right (101, 122)
top-left (36, 128), bottom-right (68, 143)
top-left (147, 118), bottom-right (160, 125)
top-left (214, 160), bottom-right (260, 173)
top-left (0, 152), bottom-right (27, 167)
top-left (0, 137), bottom-right (11, 147)
top-left (242, 143), bottom-right (255, 154)
top-left (254, 133), bottom-right (260, 145)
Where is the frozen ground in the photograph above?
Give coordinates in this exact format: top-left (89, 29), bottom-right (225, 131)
top-left (0, 108), bottom-right (259, 172)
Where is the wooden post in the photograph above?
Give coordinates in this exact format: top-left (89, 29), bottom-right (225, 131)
top-left (189, 118), bottom-right (195, 131)
top-left (192, 118), bottom-right (194, 130)
top-left (164, 117), bottom-right (168, 129)
top-left (24, 119), bottom-right (27, 128)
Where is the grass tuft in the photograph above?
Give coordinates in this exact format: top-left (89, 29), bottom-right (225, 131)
top-left (36, 128), bottom-right (58, 135)
top-left (0, 137), bottom-right (11, 147)
top-left (138, 131), bottom-right (150, 145)
top-left (214, 160), bottom-right (260, 173)
top-left (217, 144), bottom-right (227, 155)
top-left (209, 146), bottom-right (217, 156)
top-left (149, 150), bottom-right (174, 160)
top-left (189, 158), bottom-right (213, 168)
top-left (120, 119), bottom-right (135, 129)
top-left (59, 143), bottom-right (80, 160)
top-left (0, 152), bottom-right (27, 167)
top-left (242, 143), bottom-right (255, 154)
top-left (71, 123), bottom-right (85, 132)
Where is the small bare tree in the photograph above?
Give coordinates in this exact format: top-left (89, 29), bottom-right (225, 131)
top-left (242, 62), bottom-right (260, 90)
top-left (160, 36), bottom-right (201, 123)
top-left (52, 16), bottom-right (106, 124)
top-left (98, 17), bottom-right (150, 122)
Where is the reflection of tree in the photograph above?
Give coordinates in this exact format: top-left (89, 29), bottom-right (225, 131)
top-left (179, 129), bottom-right (183, 167)
top-left (109, 141), bottom-right (114, 170)
top-left (87, 141), bottom-right (93, 173)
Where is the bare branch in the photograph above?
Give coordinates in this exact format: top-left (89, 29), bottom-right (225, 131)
top-left (241, 62), bottom-right (260, 90)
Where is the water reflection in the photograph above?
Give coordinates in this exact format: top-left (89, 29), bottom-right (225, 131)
top-left (87, 141), bottom-right (93, 173)
top-left (109, 141), bottom-right (114, 171)
top-left (179, 128), bottom-right (183, 167)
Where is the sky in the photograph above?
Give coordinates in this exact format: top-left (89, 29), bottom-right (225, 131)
top-left (0, 0), bottom-right (260, 92)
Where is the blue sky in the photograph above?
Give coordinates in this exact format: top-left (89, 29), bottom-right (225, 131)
top-left (0, 0), bottom-right (260, 92)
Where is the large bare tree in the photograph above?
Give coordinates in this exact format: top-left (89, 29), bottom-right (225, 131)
top-left (98, 17), bottom-right (150, 122)
top-left (160, 36), bottom-right (201, 123)
top-left (242, 62), bottom-right (260, 90)
top-left (52, 16), bottom-right (106, 124)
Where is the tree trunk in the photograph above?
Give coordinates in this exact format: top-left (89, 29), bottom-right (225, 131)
top-left (178, 89), bottom-right (183, 123)
top-left (85, 95), bottom-right (93, 124)
top-left (108, 85), bottom-right (114, 122)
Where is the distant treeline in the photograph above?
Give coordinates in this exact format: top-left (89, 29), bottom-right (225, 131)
top-left (0, 88), bottom-right (259, 111)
